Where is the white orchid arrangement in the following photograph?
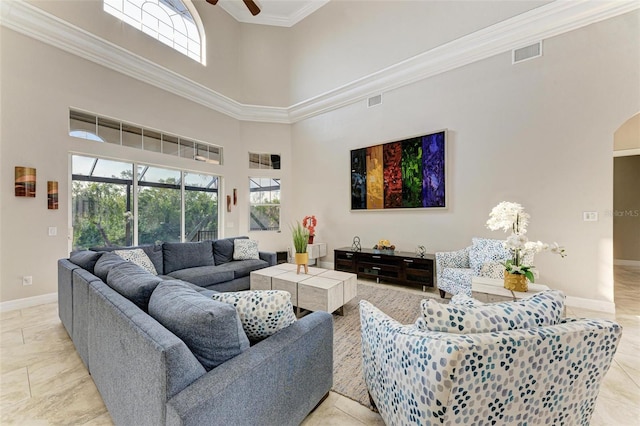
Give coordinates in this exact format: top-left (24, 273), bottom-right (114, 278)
top-left (486, 201), bottom-right (566, 282)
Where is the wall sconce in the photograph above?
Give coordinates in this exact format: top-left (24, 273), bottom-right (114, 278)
top-left (227, 195), bottom-right (232, 212)
top-left (233, 188), bottom-right (237, 205)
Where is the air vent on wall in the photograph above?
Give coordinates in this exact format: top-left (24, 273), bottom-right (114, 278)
top-left (512, 41), bottom-right (542, 64)
top-left (367, 94), bottom-right (382, 108)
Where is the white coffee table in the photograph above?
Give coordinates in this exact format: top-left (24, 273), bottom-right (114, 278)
top-left (250, 265), bottom-right (357, 316)
top-left (471, 276), bottom-right (550, 303)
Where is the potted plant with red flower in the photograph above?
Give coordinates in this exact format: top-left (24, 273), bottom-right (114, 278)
top-left (302, 215), bottom-right (317, 244)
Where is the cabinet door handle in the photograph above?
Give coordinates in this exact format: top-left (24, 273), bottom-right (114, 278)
top-left (372, 267), bottom-right (381, 270)
top-left (372, 255), bottom-right (381, 259)
top-left (346, 253), bottom-right (353, 258)
top-left (404, 259), bottom-right (413, 263)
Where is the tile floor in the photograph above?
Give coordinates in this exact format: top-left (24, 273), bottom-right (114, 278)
top-left (1, 266), bottom-right (638, 425)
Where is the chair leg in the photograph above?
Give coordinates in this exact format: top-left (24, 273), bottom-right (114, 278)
top-left (368, 391), bottom-right (379, 413)
top-left (439, 289), bottom-right (446, 299)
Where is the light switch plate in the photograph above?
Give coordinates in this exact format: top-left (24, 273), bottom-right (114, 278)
top-left (583, 212), bottom-right (598, 221)
top-left (48, 226), bottom-right (57, 236)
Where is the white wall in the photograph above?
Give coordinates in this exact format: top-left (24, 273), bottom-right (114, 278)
top-left (288, 0), bottom-right (549, 104)
top-left (290, 11), bottom-right (640, 306)
top-left (0, 27), bottom-right (289, 303)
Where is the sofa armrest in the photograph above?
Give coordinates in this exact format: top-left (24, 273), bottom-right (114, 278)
top-left (166, 311), bottom-right (333, 426)
top-left (435, 246), bottom-right (471, 278)
top-left (259, 251), bottom-right (277, 266)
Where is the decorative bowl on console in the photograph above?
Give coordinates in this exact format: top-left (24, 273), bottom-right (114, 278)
top-left (373, 239), bottom-right (395, 254)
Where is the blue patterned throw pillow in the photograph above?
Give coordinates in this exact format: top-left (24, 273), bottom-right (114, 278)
top-left (233, 239), bottom-right (260, 261)
top-left (211, 290), bottom-right (297, 341)
top-left (417, 290), bottom-right (565, 334)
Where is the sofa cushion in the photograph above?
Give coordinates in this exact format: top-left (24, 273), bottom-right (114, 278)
top-left (167, 266), bottom-right (234, 287)
top-left (441, 267), bottom-right (474, 284)
top-left (106, 261), bottom-right (163, 311)
top-left (69, 250), bottom-right (103, 274)
top-left (94, 252), bottom-right (128, 282)
top-left (113, 248), bottom-right (158, 275)
top-left (233, 239), bottom-right (260, 260)
top-left (211, 290), bottom-right (297, 341)
top-left (214, 259), bottom-right (269, 279)
top-left (469, 238), bottom-right (511, 275)
top-left (416, 290), bottom-right (565, 334)
top-left (163, 241), bottom-right (214, 274)
top-left (148, 280), bottom-right (250, 371)
top-left (213, 237), bottom-right (248, 265)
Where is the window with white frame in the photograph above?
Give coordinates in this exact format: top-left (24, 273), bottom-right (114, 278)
top-left (249, 177), bottom-right (280, 231)
top-left (71, 155), bottom-right (219, 249)
top-left (103, 0), bottom-right (204, 64)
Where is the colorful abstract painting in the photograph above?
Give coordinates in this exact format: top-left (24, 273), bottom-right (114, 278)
top-left (47, 181), bottom-right (59, 210)
top-left (350, 130), bottom-right (446, 210)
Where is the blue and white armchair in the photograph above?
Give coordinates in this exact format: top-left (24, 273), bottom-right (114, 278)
top-left (360, 299), bottom-right (621, 426)
top-left (435, 238), bottom-right (532, 298)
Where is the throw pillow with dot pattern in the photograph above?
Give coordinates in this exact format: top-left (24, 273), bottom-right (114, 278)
top-left (114, 248), bottom-right (158, 275)
top-left (211, 290), bottom-right (296, 341)
top-left (417, 289), bottom-right (565, 334)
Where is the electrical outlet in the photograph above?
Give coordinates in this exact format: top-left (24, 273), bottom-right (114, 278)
top-left (23, 276), bottom-right (32, 286)
top-left (583, 211), bottom-right (598, 222)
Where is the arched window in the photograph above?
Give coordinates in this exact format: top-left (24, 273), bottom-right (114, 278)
top-left (103, 0), bottom-right (205, 64)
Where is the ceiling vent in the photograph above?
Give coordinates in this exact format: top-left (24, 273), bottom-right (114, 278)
top-left (512, 41), bottom-right (542, 64)
top-left (367, 94), bottom-right (382, 108)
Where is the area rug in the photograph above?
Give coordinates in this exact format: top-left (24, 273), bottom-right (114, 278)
top-left (331, 282), bottom-right (439, 409)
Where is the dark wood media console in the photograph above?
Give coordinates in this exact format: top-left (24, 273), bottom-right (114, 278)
top-left (334, 247), bottom-right (435, 291)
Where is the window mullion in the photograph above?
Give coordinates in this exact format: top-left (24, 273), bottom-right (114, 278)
top-left (133, 162), bottom-right (139, 246)
top-left (181, 171), bottom-right (186, 242)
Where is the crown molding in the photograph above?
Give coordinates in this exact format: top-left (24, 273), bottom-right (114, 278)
top-left (0, 0), bottom-right (289, 124)
top-left (1, 1), bottom-right (638, 125)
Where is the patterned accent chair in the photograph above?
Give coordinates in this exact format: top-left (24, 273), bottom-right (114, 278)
top-left (360, 299), bottom-right (621, 426)
top-left (435, 237), bottom-right (532, 298)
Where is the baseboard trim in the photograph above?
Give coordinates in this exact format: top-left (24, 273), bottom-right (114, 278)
top-left (0, 292), bottom-right (57, 313)
top-left (565, 295), bottom-right (616, 314)
top-left (614, 259), bottom-right (640, 267)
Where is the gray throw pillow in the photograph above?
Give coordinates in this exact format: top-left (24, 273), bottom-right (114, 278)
top-left (69, 250), bottom-right (103, 274)
top-left (148, 280), bottom-right (250, 371)
top-left (163, 241), bottom-right (214, 274)
top-left (94, 252), bottom-right (128, 282)
top-left (213, 237), bottom-right (248, 265)
top-left (106, 261), bottom-right (163, 311)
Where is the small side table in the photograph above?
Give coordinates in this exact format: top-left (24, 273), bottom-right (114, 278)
top-left (471, 276), bottom-right (550, 303)
top-left (307, 242), bottom-right (327, 266)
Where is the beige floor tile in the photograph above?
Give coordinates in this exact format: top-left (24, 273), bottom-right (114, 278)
top-left (0, 328), bottom-right (24, 348)
top-left (302, 404), bottom-right (368, 426)
top-left (22, 321), bottom-right (70, 345)
top-left (333, 394), bottom-right (385, 425)
top-left (0, 366), bottom-right (30, 408)
top-left (616, 352), bottom-right (640, 387)
top-left (80, 411), bottom-right (114, 426)
top-left (0, 338), bottom-right (75, 375)
top-left (592, 394), bottom-right (640, 426)
top-left (0, 310), bottom-right (24, 333)
top-left (0, 375), bottom-right (108, 426)
top-left (28, 348), bottom-right (89, 398)
top-left (599, 361), bottom-right (640, 405)
top-left (19, 303), bottom-right (59, 329)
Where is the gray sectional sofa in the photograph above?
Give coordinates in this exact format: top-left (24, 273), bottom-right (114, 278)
top-left (57, 237), bottom-right (334, 426)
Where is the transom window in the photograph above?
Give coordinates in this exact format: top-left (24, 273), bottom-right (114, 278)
top-left (103, 0), bottom-right (204, 64)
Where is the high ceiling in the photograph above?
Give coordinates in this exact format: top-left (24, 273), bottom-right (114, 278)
top-left (215, 0), bottom-right (329, 27)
